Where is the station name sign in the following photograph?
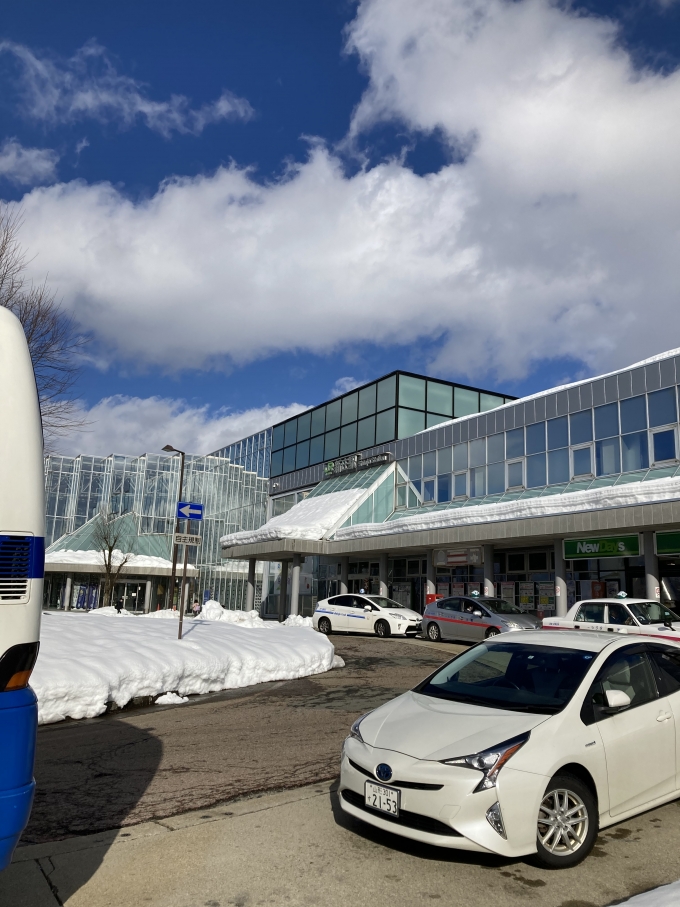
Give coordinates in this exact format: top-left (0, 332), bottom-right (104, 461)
top-left (324, 452), bottom-right (393, 478)
top-left (563, 535), bottom-right (639, 559)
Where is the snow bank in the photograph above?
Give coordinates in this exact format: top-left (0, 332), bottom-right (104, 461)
top-left (32, 612), bottom-right (336, 724)
top-left (618, 881), bottom-right (680, 906)
top-left (336, 475), bottom-right (680, 540)
top-left (155, 692), bottom-right (188, 705)
top-left (283, 614), bottom-right (313, 628)
top-left (197, 600), bottom-right (266, 626)
top-left (88, 606), bottom-right (133, 617)
top-left (141, 608), bottom-right (180, 619)
top-left (220, 488), bottom-right (366, 547)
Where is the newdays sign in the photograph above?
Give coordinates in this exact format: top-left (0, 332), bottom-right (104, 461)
top-left (563, 535), bottom-right (640, 559)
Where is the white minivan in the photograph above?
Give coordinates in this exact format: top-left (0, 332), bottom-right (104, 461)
top-left (313, 593), bottom-right (422, 637)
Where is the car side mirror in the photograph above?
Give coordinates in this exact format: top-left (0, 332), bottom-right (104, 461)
top-left (473, 610), bottom-right (482, 617)
top-left (604, 689), bottom-right (631, 712)
top-left (364, 605), bottom-right (372, 612)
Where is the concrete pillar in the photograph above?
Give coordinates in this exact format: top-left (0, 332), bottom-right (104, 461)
top-left (279, 560), bottom-right (289, 622)
top-left (483, 545), bottom-right (495, 597)
top-left (245, 558), bottom-right (256, 611)
top-left (144, 580), bottom-right (152, 614)
top-left (63, 575), bottom-right (72, 610)
top-left (340, 556), bottom-right (349, 595)
top-left (290, 553), bottom-right (301, 616)
top-left (425, 549), bottom-right (436, 595)
top-left (379, 553), bottom-right (389, 597)
top-left (644, 531), bottom-right (660, 601)
top-left (554, 540), bottom-right (568, 617)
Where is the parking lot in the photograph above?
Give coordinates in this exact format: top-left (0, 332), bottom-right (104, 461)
top-left (4, 634), bottom-right (680, 906)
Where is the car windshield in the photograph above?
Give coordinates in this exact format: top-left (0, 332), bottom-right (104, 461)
top-left (479, 597), bottom-right (523, 615)
top-left (416, 642), bottom-right (596, 714)
top-left (627, 601), bottom-right (680, 625)
top-left (366, 596), bottom-right (407, 609)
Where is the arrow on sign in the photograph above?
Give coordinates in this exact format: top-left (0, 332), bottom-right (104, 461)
top-left (177, 501), bottom-right (203, 520)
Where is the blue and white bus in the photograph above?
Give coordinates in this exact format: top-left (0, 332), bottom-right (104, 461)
top-left (0, 307), bottom-right (44, 870)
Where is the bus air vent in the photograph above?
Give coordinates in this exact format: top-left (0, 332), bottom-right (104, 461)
top-left (0, 536), bottom-right (31, 601)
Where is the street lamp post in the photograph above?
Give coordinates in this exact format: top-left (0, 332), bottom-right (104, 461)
top-left (163, 445), bottom-right (185, 617)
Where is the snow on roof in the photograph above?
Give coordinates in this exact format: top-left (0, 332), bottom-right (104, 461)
top-left (221, 487), bottom-right (366, 547)
top-left (336, 475), bottom-right (680, 541)
top-left (44, 549), bottom-right (195, 570)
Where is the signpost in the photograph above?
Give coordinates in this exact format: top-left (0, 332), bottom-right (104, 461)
top-left (174, 533), bottom-right (202, 546)
top-left (177, 501), bottom-right (204, 520)
top-left (176, 507), bottom-right (203, 641)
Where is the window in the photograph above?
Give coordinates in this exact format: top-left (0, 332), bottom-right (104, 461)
top-left (526, 453), bottom-right (546, 488)
top-left (487, 433), bottom-right (504, 464)
top-left (454, 386), bottom-right (479, 417)
top-left (581, 649), bottom-right (657, 725)
top-left (572, 445), bottom-right (592, 477)
top-left (547, 416), bottom-right (568, 451)
top-left (469, 438), bottom-right (486, 467)
top-left (342, 392), bottom-right (358, 425)
top-left (453, 442), bottom-right (468, 471)
top-left (375, 408), bottom-right (395, 444)
top-left (648, 387), bottom-right (677, 428)
top-left (284, 419), bottom-right (298, 447)
top-left (621, 432), bottom-right (649, 471)
top-left (454, 472), bottom-right (467, 497)
top-left (548, 448), bottom-right (569, 484)
top-left (507, 553), bottom-right (525, 572)
top-left (357, 416), bottom-right (375, 451)
top-left (487, 462), bottom-right (505, 494)
top-left (575, 603), bottom-right (605, 622)
top-left (649, 647), bottom-right (680, 696)
top-left (595, 403), bottom-right (619, 440)
top-left (480, 392), bottom-right (504, 412)
top-left (398, 407), bottom-right (425, 439)
top-left (311, 407), bottom-right (325, 437)
top-left (309, 435), bottom-right (324, 465)
top-left (423, 480), bottom-right (435, 503)
top-left (283, 446), bottom-right (296, 472)
top-left (358, 384), bottom-right (376, 419)
top-left (396, 485), bottom-right (407, 507)
top-left (376, 375), bottom-right (396, 411)
top-left (620, 395), bottom-right (647, 434)
top-left (652, 429), bottom-right (676, 463)
top-left (427, 381), bottom-right (453, 416)
top-left (596, 437), bottom-right (621, 476)
top-left (570, 410), bottom-right (593, 445)
top-left (526, 422), bottom-right (546, 454)
top-left (437, 447), bottom-right (452, 474)
top-left (507, 460), bottom-right (523, 488)
top-left (296, 441), bottom-right (309, 469)
top-left (528, 552), bottom-right (547, 571)
top-left (270, 449), bottom-right (283, 476)
top-left (326, 399), bottom-right (341, 431)
top-left (506, 427), bottom-right (524, 458)
top-left (423, 451), bottom-right (436, 477)
top-left (272, 424), bottom-right (285, 451)
top-left (470, 466), bottom-right (485, 497)
top-left (340, 423), bottom-right (357, 455)
top-left (297, 411), bottom-right (311, 441)
top-left (409, 456), bottom-right (422, 480)
top-left (426, 413), bottom-right (449, 428)
top-left (324, 429), bottom-right (340, 459)
top-left (607, 604), bottom-right (634, 626)
top-left (399, 375), bottom-right (426, 410)
top-left (437, 474), bottom-right (451, 503)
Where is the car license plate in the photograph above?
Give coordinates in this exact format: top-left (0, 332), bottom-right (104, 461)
top-left (365, 781), bottom-right (400, 816)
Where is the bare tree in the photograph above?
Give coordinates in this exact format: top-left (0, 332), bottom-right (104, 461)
top-left (0, 204), bottom-right (88, 449)
top-left (91, 510), bottom-right (132, 609)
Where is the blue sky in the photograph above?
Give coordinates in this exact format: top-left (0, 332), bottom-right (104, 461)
top-left (1, 0), bottom-right (680, 455)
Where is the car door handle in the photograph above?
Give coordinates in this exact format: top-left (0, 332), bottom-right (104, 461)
top-left (657, 712), bottom-right (673, 722)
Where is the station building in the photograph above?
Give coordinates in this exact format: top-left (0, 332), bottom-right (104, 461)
top-left (221, 352), bottom-right (680, 619)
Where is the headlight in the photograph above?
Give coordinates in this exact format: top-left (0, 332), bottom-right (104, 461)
top-left (504, 621), bottom-right (519, 629)
top-left (349, 711), bottom-right (372, 743)
top-left (440, 732), bottom-right (530, 792)
top-left (388, 612), bottom-right (404, 619)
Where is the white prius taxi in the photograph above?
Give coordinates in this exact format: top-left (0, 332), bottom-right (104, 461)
top-left (543, 594), bottom-right (680, 641)
top-left (339, 631), bottom-right (680, 867)
top-left (313, 593), bottom-right (421, 637)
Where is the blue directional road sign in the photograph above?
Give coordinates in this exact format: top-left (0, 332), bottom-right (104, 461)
top-left (177, 501), bottom-right (204, 520)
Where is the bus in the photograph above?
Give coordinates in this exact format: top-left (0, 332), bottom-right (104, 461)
top-left (0, 307), bottom-right (44, 870)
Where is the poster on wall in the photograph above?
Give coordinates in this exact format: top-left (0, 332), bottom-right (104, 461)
top-left (606, 580), bottom-right (620, 598)
top-left (591, 581), bottom-right (607, 598)
top-left (500, 582), bottom-right (515, 606)
top-left (467, 583), bottom-right (481, 596)
top-left (519, 582), bottom-right (535, 610)
top-left (437, 582), bottom-right (450, 597)
top-left (538, 582), bottom-right (555, 611)
top-left (451, 583), bottom-right (465, 596)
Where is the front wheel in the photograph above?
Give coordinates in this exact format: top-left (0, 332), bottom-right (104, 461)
top-left (427, 622), bottom-right (441, 641)
top-left (534, 773), bottom-right (598, 869)
top-left (485, 627), bottom-right (501, 639)
top-left (374, 619), bottom-right (391, 638)
top-left (318, 617), bottom-right (332, 635)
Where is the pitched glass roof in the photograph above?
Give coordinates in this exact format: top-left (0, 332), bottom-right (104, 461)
top-left (306, 464), bottom-right (392, 497)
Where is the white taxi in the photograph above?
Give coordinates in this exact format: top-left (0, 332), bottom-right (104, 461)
top-left (313, 593), bottom-right (421, 637)
top-left (543, 596), bottom-right (680, 642)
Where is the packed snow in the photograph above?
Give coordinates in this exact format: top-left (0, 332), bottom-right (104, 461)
top-left (617, 881), bottom-right (680, 906)
top-left (33, 611), bottom-right (336, 724)
top-left (220, 488), bottom-right (366, 548)
top-left (155, 691), bottom-right (188, 705)
top-left (88, 606), bottom-right (133, 617)
top-left (336, 475), bottom-right (680, 541)
top-left (45, 549), bottom-right (195, 571)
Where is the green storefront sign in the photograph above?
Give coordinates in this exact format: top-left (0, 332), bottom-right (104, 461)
top-left (656, 532), bottom-right (680, 556)
top-left (564, 535), bottom-right (640, 559)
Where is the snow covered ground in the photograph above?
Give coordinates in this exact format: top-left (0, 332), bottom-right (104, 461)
top-left (33, 610), bottom-right (335, 724)
top-left (619, 881), bottom-right (680, 906)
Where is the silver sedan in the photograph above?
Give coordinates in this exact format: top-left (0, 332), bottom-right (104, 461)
top-left (422, 595), bottom-right (540, 642)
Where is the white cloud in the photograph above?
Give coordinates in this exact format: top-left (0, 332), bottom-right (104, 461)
top-left (58, 396), bottom-right (308, 457)
top-left (0, 139), bottom-right (58, 185)
top-left (330, 377), bottom-right (361, 397)
top-left (9, 0), bottom-right (680, 386)
top-left (0, 40), bottom-right (253, 137)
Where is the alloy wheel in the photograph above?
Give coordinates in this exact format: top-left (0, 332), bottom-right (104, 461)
top-left (537, 788), bottom-right (589, 856)
top-left (427, 622), bottom-right (441, 641)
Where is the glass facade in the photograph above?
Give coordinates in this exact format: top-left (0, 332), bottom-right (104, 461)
top-left (211, 428), bottom-right (271, 478)
top-left (270, 371), bottom-right (511, 478)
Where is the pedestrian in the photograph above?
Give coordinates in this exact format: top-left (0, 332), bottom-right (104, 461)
top-left (192, 599), bottom-right (201, 617)
top-left (114, 598), bottom-right (123, 614)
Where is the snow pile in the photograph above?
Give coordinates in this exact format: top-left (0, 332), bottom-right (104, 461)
top-left (45, 549), bottom-right (195, 570)
top-left (618, 881), bottom-right (680, 906)
top-left (155, 691), bottom-right (188, 705)
top-left (283, 614), bottom-right (313, 628)
top-left (88, 606), bottom-right (134, 617)
top-left (197, 600), bottom-right (266, 626)
top-left (337, 475), bottom-right (680, 540)
top-left (31, 612), bottom-right (336, 724)
top-left (141, 608), bottom-right (180, 619)
top-left (220, 488), bottom-right (366, 547)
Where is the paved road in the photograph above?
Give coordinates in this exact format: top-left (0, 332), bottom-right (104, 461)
top-left (6, 780), bottom-right (680, 907)
top-left (23, 634), bottom-right (453, 842)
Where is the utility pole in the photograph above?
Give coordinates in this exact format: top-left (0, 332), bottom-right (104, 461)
top-left (162, 445), bottom-right (185, 611)
top-left (177, 521), bottom-right (193, 641)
